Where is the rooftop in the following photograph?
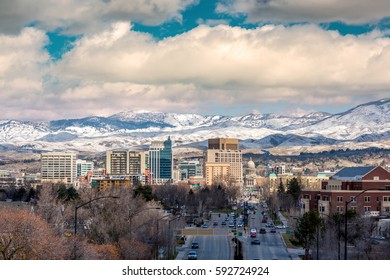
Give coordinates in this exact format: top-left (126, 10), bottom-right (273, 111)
top-left (332, 166), bottom-right (376, 180)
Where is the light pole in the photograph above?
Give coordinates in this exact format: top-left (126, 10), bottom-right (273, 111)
top-left (74, 195), bottom-right (120, 236)
top-left (168, 214), bottom-right (182, 259)
top-left (344, 188), bottom-right (385, 260)
top-left (128, 207), bottom-right (161, 240)
top-left (156, 214), bottom-right (171, 259)
top-left (73, 195), bottom-right (119, 259)
top-left (316, 210), bottom-right (342, 260)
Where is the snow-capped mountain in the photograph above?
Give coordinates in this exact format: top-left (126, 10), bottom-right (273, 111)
top-left (0, 99), bottom-right (389, 153)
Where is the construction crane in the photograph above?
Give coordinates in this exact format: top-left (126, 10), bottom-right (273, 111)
top-left (261, 149), bottom-right (270, 177)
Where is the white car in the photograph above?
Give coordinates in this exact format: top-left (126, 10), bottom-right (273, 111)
top-left (275, 224), bottom-right (286, 229)
top-left (187, 251), bottom-right (198, 260)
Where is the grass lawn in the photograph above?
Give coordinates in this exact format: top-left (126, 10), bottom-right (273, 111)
top-left (281, 232), bottom-right (300, 249)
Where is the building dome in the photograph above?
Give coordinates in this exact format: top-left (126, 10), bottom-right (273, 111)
top-left (247, 157), bottom-right (255, 169)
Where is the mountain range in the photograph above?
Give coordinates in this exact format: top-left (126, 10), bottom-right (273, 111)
top-left (0, 99), bottom-right (389, 153)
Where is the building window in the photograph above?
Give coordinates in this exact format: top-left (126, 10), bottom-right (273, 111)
top-left (373, 176), bottom-right (379, 180)
top-left (337, 196), bottom-right (343, 202)
top-left (319, 205), bottom-right (325, 212)
top-left (384, 196), bottom-right (390, 202)
top-left (350, 196), bottom-right (356, 202)
top-left (350, 206), bottom-right (357, 212)
top-left (336, 206), bottom-right (344, 213)
top-left (384, 207), bottom-right (390, 213)
top-left (364, 196), bottom-right (370, 202)
top-left (364, 206), bottom-right (371, 213)
top-left (386, 186), bottom-right (390, 190)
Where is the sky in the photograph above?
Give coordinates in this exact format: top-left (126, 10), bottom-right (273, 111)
top-left (0, 0), bottom-right (390, 121)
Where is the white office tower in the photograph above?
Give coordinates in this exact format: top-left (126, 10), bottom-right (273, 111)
top-left (41, 152), bottom-right (77, 184)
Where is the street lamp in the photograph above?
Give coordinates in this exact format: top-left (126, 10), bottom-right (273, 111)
top-left (74, 195), bottom-right (120, 236)
top-left (128, 207), bottom-right (161, 240)
top-left (316, 210), bottom-right (342, 260)
top-left (156, 214), bottom-right (171, 259)
top-left (168, 214), bottom-right (182, 259)
top-left (344, 188), bottom-right (385, 260)
top-left (73, 195), bottom-right (119, 259)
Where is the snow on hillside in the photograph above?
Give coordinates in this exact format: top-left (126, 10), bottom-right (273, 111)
top-left (0, 99), bottom-right (388, 152)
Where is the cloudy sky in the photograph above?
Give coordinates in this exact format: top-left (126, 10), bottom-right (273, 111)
top-left (0, 0), bottom-right (389, 121)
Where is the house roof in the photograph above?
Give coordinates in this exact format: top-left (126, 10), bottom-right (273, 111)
top-left (332, 166), bottom-right (376, 180)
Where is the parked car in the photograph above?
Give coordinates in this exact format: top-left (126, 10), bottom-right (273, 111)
top-left (221, 221), bottom-right (227, 226)
top-left (191, 242), bottom-right (199, 249)
top-left (259, 228), bottom-right (266, 234)
top-left (275, 224), bottom-right (286, 229)
top-left (270, 228), bottom-right (276, 233)
top-left (187, 251), bottom-right (198, 260)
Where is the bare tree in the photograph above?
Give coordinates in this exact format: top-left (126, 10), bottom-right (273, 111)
top-left (0, 206), bottom-right (69, 260)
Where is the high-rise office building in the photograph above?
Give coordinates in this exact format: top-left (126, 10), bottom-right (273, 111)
top-left (41, 152), bottom-right (77, 184)
top-left (204, 162), bottom-right (230, 186)
top-left (105, 150), bottom-right (127, 175)
top-left (105, 150), bottom-right (148, 178)
top-left (149, 136), bottom-right (173, 184)
top-left (205, 138), bottom-right (243, 185)
top-left (208, 138), bottom-right (239, 150)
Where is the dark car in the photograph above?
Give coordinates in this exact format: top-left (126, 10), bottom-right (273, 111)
top-left (251, 239), bottom-right (261, 245)
top-left (259, 228), bottom-right (266, 234)
top-left (213, 221), bottom-right (218, 226)
top-left (270, 228), bottom-right (276, 233)
top-left (221, 221), bottom-right (227, 226)
top-left (191, 242), bottom-right (199, 249)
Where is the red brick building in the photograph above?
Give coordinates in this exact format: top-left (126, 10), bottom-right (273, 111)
top-left (301, 166), bottom-right (390, 217)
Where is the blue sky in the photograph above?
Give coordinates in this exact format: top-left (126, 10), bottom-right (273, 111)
top-left (0, 0), bottom-right (389, 120)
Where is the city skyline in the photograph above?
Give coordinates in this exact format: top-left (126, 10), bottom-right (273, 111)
top-left (0, 0), bottom-right (390, 121)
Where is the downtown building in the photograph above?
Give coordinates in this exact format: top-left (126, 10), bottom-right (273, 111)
top-left (178, 161), bottom-right (203, 180)
top-left (204, 138), bottom-right (243, 186)
top-left (301, 166), bottom-right (390, 217)
top-left (76, 159), bottom-right (94, 177)
top-left (149, 136), bottom-right (173, 185)
top-left (40, 152), bottom-right (77, 184)
top-left (105, 150), bottom-right (149, 184)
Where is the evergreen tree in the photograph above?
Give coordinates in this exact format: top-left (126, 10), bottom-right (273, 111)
top-left (287, 177), bottom-right (301, 207)
top-left (291, 211), bottom-right (321, 259)
top-left (133, 185), bottom-right (155, 201)
top-left (277, 179), bottom-right (285, 196)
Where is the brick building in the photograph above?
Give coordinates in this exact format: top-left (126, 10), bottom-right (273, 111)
top-left (301, 166), bottom-right (390, 217)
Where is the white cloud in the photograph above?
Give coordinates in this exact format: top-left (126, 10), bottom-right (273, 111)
top-left (1, 23), bottom-right (390, 120)
top-left (0, 28), bottom-right (50, 119)
top-left (216, 0), bottom-right (390, 24)
top-left (0, 0), bottom-right (198, 34)
top-left (56, 23), bottom-right (390, 90)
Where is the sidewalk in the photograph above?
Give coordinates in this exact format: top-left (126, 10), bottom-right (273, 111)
top-left (175, 236), bottom-right (192, 260)
top-left (278, 211), bottom-right (304, 260)
top-left (277, 211), bottom-right (288, 227)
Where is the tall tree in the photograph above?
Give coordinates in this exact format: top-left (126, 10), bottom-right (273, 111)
top-left (291, 210), bottom-right (321, 259)
top-left (287, 177), bottom-right (301, 207)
